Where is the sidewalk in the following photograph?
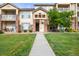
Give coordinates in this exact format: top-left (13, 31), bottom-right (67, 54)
top-left (29, 32), bottom-right (55, 56)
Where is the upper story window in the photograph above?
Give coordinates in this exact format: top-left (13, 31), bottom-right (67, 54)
top-left (35, 14), bottom-right (38, 18)
top-left (42, 14), bottom-right (45, 18)
top-left (20, 12), bottom-right (31, 19)
top-left (21, 15), bottom-right (24, 19)
top-left (35, 13), bottom-right (46, 18)
top-left (39, 13), bottom-right (41, 18)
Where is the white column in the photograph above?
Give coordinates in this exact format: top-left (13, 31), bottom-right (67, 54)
top-left (56, 3), bottom-right (58, 9)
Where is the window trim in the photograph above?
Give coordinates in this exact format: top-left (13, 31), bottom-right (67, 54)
top-left (20, 12), bottom-right (31, 19)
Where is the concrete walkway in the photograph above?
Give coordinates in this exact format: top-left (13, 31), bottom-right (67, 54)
top-left (29, 32), bottom-right (55, 56)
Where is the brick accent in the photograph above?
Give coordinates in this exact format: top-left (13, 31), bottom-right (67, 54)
top-left (44, 19), bottom-right (47, 32)
top-left (0, 14), bottom-right (2, 30)
top-left (75, 17), bottom-right (78, 30)
top-left (74, 17), bottom-right (77, 30)
top-left (16, 15), bottom-right (19, 32)
top-left (33, 19), bottom-right (36, 32)
top-left (33, 19), bottom-right (48, 32)
top-left (72, 17), bottom-right (77, 30)
top-left (74, 17), bottom-right (76, 30)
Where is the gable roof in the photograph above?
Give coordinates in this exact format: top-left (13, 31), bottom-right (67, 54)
top-left (33, 7), bottom-right (47, 13)
top-left (0, 3), bottom-right (19, 9)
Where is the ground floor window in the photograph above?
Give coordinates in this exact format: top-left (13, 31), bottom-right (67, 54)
top-left (21, 23), bottom-right (30, 32)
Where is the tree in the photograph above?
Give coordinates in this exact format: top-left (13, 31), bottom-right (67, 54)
top-left (47, 8), bottom-right (60, 31)
top-left (60, 11), bottom-right (74, 31)
top-left (47, 8), bottom-right (74, 32)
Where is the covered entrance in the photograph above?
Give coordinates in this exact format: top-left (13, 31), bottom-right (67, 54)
top-left (34, 19), bottom-right (47, 32)
top-left (33, 7), bottom-right (48, 32)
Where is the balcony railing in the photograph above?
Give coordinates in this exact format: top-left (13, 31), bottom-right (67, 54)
top-left (1, 15), bottom-right (16, 21)
top-left (58, 8), bottom-right (69, 12)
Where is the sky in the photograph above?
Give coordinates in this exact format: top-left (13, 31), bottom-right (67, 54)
top-left (0, 0), bottom-right (79, 8)
top-left (0, 3), bottom-right (54, 8)
top-left (0, 3), bottom-right (34, 8)
top-left (14, 3), bottom-right (34, 8)
top-left (14, 3), bottom-right (54, 8)
top-left (1, 0), bottom-right (79, 3)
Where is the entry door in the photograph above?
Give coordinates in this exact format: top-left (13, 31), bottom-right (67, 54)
top-left (35, 19), bottom-right (39, 32)
top-left (40, 19), bottom-right (44, 32)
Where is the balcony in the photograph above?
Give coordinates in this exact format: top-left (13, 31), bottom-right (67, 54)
top-left (1, 15), bottom-right (16, 21)
top-left (58, 8), bottom-right (69, 12)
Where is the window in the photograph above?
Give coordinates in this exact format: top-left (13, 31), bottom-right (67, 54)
top-left (21, 15), bottom-right (24, 19)
top-left (34, 13), bottom-right (46, 18)
top-left (20, 12), bottom-right (31, 19)
top-left (35, 14), bottom-right (38, 18)
top-left (42, 15), bottom-right (45, 18)
top-left (39, 13), bottom-right (41, 18)
top-left (41, 20), bottom-right (44, 24)
top-left (22, 23), bottom-right (30, 31)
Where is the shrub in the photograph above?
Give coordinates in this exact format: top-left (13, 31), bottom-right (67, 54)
top-left (24, 30), bottom-right (27, 32)
top-left (29, 25), bottom-right (32, 32)
top-left (29, 29), bottom-right (32, 32)
top-left (0, 30), bottom-right (4, 34)
top-left (72, 29), bottom-right (78, 32)
top-left (65, 27), bottom-right (73, 32)
top-left (67, 28), bottom-right (78, 32)
top-left (68, 28), bottom-right (73, 32)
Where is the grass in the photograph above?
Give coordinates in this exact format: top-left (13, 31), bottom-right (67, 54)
top-left (45, 32), bottom-right (79, 56)
top-left (0, 34), bottom-right (36, 56)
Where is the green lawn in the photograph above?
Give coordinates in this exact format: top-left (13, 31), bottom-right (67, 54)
top-left (45, 32), bottom-right (79, 56)
top-left (0, 34), bottom-right (36, 56)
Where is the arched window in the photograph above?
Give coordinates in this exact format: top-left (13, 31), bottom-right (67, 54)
top-left (35, 14), bottom-right (38, 18)
top-left (39, 13), bottom-right (41, 18)
top-left (42, 14), bottom-right (45, 18)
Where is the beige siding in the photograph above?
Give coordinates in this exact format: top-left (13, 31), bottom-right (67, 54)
top-left (19, 11), bottom-right (33, 25)
top-left (70, 3), bottom-right (77, 17)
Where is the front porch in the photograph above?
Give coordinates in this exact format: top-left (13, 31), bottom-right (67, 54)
top-left (0, 10), bottom-right (19, 32)
top-left (1, 21), bottom-right (16, 32)
top-left (0, 3), bottom-right (19, 33)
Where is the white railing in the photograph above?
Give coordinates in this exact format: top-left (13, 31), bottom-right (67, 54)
top-left (1, 15), bottom-right (16, 21)
top-left (58, 8), bottom-right (69, 12)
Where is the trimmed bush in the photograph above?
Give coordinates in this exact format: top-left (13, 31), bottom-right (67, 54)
top-left (0, 30), bottom-right (4, 34)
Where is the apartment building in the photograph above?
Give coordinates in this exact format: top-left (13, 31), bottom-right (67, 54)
top-left (0, 3), bottom-right (79, 32)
